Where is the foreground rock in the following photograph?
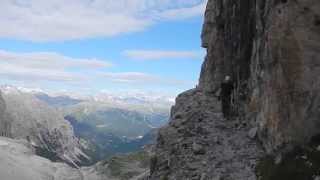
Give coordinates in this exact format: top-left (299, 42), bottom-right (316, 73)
top-left (0, 137), bottom-right (84, 180)
top-left (0, 136), bottom-right (152, 180)
top-left (150, 89), bottom-right (263, 179)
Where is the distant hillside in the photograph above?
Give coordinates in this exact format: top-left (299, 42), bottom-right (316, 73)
top-left (66, 115), bottom-right (158, 165)
top-left (65, 104), bottom-right (167, 138)
top-left (35, 93), bottom-right (83, 107)
top-left (82, 147), bottom-right (153, 180)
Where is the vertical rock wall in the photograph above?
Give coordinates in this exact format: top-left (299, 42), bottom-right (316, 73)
top-left (150, 0), bottom-right (320, 179)
top-left (200, 0), bottom-right (320, 153)
top-left (248, 0), bottom-right (320, 152)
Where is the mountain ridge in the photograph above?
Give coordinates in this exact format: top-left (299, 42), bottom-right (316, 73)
top-left (0, 86), bottom-right (89, 166)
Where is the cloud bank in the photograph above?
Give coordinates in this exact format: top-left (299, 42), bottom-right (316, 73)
top-left (0, 50), bottom-right (190, 88)
top-left (0, 50), bottom-right (112, 82)
top-left (0, 0), bottom-right (207, 41)
top-left (123, 50), bottom-right (203, 61)
top-left (100, 72), bottom-right (188, 86)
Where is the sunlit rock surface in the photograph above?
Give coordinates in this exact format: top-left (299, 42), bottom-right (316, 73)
top-left (0, 87), bottom-right (87, 166)
top-left (0, 136), bottom-right (151, 180)
top-left (0, 137), bottom-right (83, 180)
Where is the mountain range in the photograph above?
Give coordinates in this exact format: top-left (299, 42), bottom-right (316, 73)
top-left (0, 85), bottom-right (170, 165)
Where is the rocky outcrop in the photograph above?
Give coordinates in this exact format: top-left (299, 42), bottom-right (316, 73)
top-left (150, 89), bottom-right (263, 179)
top-left (150, 0), bottom-right (320, 179)
top-left (0, 135), bottom-right (153, 180)
top-left (0, 137), bottom-right (84, 180)
top-left (0, 92), bottom-right (11, 137)
top-left (0, 88), bottom-right (88, 166)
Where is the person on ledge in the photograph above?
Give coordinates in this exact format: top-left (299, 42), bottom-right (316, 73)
top-left (219, 75), bottom-right (234, 119)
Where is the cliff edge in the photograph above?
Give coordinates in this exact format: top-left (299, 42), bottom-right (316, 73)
top-left (150, 0), bottom-right (320, 179)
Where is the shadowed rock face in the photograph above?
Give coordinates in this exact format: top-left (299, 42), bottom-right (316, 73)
top-left (200, 0), bottom-right (320, 153)
top-left (150, 0), bottom-right (320, 179)
top-left (0, 92), bottom-right (11, 138)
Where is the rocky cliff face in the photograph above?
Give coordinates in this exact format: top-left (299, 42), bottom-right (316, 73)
top-left (0, 88), bottom-right (88, 166)
top-left (150, 0), bottom-right (320, 179)
top-left (0, 92), bottom-right (11, 137)
top-left (200, 0), bottom-right (320, 153)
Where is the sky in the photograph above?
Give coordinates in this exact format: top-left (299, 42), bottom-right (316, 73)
top-left (0, 0), bottom-right (207, 97)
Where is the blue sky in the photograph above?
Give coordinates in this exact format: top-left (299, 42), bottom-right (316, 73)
top-left (0, 0), bottom-right (207, 97)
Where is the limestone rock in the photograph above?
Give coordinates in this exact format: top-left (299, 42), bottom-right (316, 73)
top-left (0, 92), bottom-right (11, 137)
top-left (199, 0), bottom-right (320, 153)
top-left (150, 90), bottom-right (262, 179)
top-left (149, 0), bottom-right (320, 179)
top-left (248, 127), bottom-right (258, 139)
top-left (0, 137), bottom-right (84, 180)
top-left (0, 89), bottom-right (87, 166)
top-left (192, 142), bottom-right (206, 155)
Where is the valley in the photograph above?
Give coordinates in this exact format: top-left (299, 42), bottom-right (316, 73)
top-left (0, 85), bottom-right (170, 179)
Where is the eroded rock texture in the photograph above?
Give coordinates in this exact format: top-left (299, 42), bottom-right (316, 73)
top-left (201, 0), bottom-right (320, 153)
top-left (247, 0), bottom-right (320, 152)
top-left (150, 89), bottom-right (263, 179)
top-left (150, 0), bottom-right (320, 179)
top-left (0, 90), bottom-right (87, 166)
top-left (0, 92), bottom-right (11, 137)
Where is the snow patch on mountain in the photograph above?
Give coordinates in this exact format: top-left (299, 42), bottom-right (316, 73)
top-left (0, 85), bottom-right (175, 108)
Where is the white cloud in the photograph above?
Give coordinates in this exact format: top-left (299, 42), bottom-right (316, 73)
top-left (0, 49), bottom-right (111, 82)
top-left (123, 50), bottom-right (203, 61)
top-left (0, 50), bottom-right (112, 70)
top-left (0, 49), bottom-right (192, 89)
top-left (0, 0), bottom-right (206, 41)
top-left (101, 72), bottom-right (156, 83)
top-left (158, 1), bottom-right (207, 20)
top-left (0, 64), bottom-right (85, 82)
top-left (99, 72), bottom-right (189, 86)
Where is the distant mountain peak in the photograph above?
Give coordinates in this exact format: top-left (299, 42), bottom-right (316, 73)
top-left (0, 84), bottom-right (175, 108)
top-left (0, 85), bottom-right (46, 95)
